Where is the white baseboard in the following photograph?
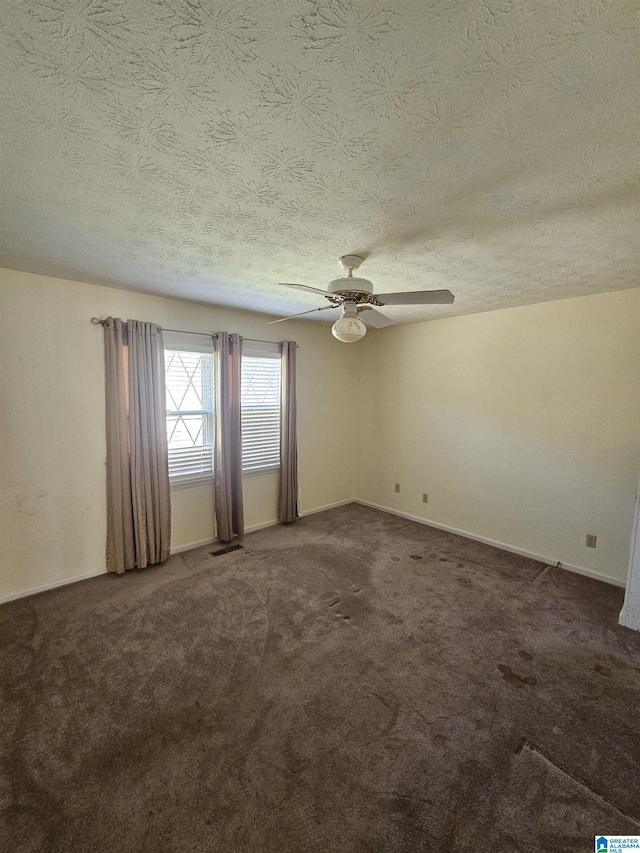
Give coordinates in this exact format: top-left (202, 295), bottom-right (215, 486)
top-left (0, 499), bottom-right (356, 605)
top-left (300, 498), bottom-right (354, 517)
top-left (171, 499), bottom-right (354, 551)
top-left (0, 567), bottom-right (109, 605)
top-left (171, 520), bottom-right (280, 553)
top-left (6, 497), bottom-right (620, 604)
top-left (355, 500), bottom-right (626, 589)
top-left (245, 519), bottom-right (279, 534)
top-left (170, 537), bottom-right (218, 554)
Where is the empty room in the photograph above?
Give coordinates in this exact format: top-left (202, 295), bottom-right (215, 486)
top-left (1, 2), bottom-right (639, 851)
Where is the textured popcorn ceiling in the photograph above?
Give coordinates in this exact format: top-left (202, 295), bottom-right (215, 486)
top-left (1, 1), bottom-right (638, 325)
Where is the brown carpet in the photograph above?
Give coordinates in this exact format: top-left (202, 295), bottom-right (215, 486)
top-left (1, 503), bottom-right (639, 852)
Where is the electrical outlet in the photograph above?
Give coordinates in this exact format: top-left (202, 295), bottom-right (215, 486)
top-left (586, 534), bottom-right (597, 549)
top-left (394, 483), bottom-right (400, 493)
top-left (422, 493), bottom-right (429, 503)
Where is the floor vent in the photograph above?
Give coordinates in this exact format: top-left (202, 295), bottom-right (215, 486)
top-left (210, 544), bottom-right (243, 557)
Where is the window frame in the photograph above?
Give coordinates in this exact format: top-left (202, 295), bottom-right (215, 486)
top-left (241, 341), bottom-right (282, 477)
top-left (164, 332), bottom-right (215, 490)
top-left (163, 334), bottom-right (283, 489)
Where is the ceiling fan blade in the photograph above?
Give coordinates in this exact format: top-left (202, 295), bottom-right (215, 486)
top-left (358, 306), bottom-right (395, 329)
top-left (279, 282), bottom-right (337, 298)
top-left (267, 304), bottom-right (339, 325)
top-left (374, 289), bottom-right (455, 306)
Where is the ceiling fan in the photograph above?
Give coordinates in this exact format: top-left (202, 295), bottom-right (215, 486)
top-left (268, 255), bottom-right (454, 342)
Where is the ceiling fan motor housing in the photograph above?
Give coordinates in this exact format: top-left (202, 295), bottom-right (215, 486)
top-left (327, 276), bottom-right (374, 296)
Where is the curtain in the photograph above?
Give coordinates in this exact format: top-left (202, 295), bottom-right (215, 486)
top-left (213, 332), bottom-right (244, 541)
top-left (278, 341), bottom-right (299, 523)
top-left (104, 318), bottom-right (135, 572)
top-left (104, 318), bottom-right (171, 574)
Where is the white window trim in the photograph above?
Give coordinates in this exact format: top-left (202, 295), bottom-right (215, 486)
top-left (169, 473), bottom-right (214, 490)
top-left (243, 340), bottom-right (280, 358)
top-left (241, 342), bottom-right (281, 475)
top-left (171, 467), bottom-right (278, 491)
top-left (164, 336), bottom-right (282, 487)
top-left (242, 465), bottom-right (279, 478)
top-left (165, 332), bottom-right (215, 485)
top-left (164, 330), bottom-right (214, 353)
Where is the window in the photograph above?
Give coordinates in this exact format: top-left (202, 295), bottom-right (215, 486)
top-left (242, 343), bottom-right (281, 473)
top-left (164, 334), bottom-right (281, 485)
top-left (164, 333), bottom-right (214, 484)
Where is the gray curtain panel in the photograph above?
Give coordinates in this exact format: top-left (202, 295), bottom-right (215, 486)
top-left (127, 320), bottom-right (171, 567)
top-left (213, 332), bottom-right (244, 541)
top-left (278, 341), bottom-right (299, 523)
top-left (104, 318), bottom-right (136, 573)
top-left (103, 318), bottom-right (171, 574)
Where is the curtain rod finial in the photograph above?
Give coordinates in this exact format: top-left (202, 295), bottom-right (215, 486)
top-left (91, 317), bottom-right (105, 325)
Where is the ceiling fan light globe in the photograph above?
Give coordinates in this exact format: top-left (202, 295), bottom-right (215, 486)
top-left (331, 314), bottom-right (367, 343)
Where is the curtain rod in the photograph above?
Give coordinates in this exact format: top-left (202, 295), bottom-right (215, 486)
top-left (90, 317), bottom-right (297, 348)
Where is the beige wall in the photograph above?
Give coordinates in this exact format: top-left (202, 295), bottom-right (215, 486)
top-left (355, 289), bottom-right (640, 584)
top-left (2, 268), bottom-right (638, 600)
top-left (0, 269), bottom-right (357, 599)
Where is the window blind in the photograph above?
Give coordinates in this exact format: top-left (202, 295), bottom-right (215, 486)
top-left (164, 336), bottom-right (281, 482)
top-left (241, 350), bottom-right (281, 473)
top-left (164, 343), bottom-right (214, 481)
